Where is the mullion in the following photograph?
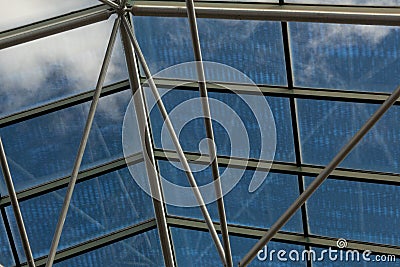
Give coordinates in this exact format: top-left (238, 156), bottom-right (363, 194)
top-left (280, 12), bottom-right (312, 267)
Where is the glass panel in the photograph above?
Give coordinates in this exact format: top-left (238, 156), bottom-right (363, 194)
top-left (133, 16), bottom-right (287, 85)
top-left (163, 161), bottom-right (303, 233)
top-left (0, 1), bottom-right (99, 32)
top-left (297, 99), bottom-right (400, 173)
top-left (7, 167), bottom-right (154, 261)
top-left (55, 229), bottom-right (164, 267)
top-left (306, 177), bottom-right (400, 246)
top-left (289, 22), bottom-right (400, 93)
top-left (286, 0), bottom-right (400, 5)
top-left (171, 227), bottom-right (306, 266)
top-left (0, 19), bottom-right (127, 117)
top-left (0, 217), bottom-right (15, 267)
top-left (0, 90), bottom-right (131, 193)
top-left (148, 89), bottom-right (294, 162)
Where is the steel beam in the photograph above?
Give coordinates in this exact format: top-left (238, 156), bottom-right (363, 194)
top-left (2, 1), bottom-right (400, 51)
top-left (239, 83), bottom-right (400, 266)
top-left (16, 215), bottom-right (400, 266)
top-left (0, 5), bottom-right (113, 50)
top-left (154, 150), bottom-right (400, 185)
top-left (0, 80), bottom-right (130, 128)
top-left (98, 0), bottom-right (120, 10)
top-left (120, 17), bottom-right (176, 267)
top-left (121, 15), bottom-right (226, 265)
top-left (185, 0), bottom-right (232, 265)
top-left (0, 138), bottom-right (35, 267)
top-left (131, 1), bottom-right (400, 26)
top-left (1, 150), bottom-right (399, 212)
top-left (0, 153), bottom-right (143, 208)
top-left (19, 219), bottom-right (157, 267)
top-left (167, 216), bottom-right (400, 257)
top-left (45, 17), bottom-right (121, 267)
top-left (3, 78), bottom-right (400, 129)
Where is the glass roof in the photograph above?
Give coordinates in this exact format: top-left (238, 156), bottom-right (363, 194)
top-left (0, 0), bottom-right (399, 266)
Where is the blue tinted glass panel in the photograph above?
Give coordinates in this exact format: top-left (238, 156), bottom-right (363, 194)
top-left (0, 19), bottom-right (127, 117)
top-left (171, 227), bottom-right (306, 266)
top-left (306, 177), bottom-right (400, 246)
top-left (134, 16), bottom-right (286, 85)
top-left (7, 167), bottom-right (154, 261)
top-left (55, 230), bottom-right (164, 267)
top-left (198, 19), bottom-right (286, 85)
top-left (160, 160), bottom-right (219, 219)
top-left (297, 99), bottom-right (400, 173)
top-left (0, 90), bottom-right (131, 193)
top-left (289, 22), bottom-right (400, 93)
top-left (133, 17), bottom-right (193, 74)
top-left (148, 89), bottom-right (294, 162)
top-left (0, 1), bottom-right (99, 32)
top-left (163, 160), bottom-right (303, 233)
top-left (0, 217), bottom-right (15, 267)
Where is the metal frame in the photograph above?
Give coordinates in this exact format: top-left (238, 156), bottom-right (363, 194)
top-left (4, 78), bottom-right (400, 130)
top-left (1, 150), bottom-right (400, 212)
top-left (5, 78), bottom-right (400, 130)
top-left (3, 2), bottom-right (400, 51)
top-left (184, 0), bottom-right (233, 265)
top-left (279, 11), bottom-right (312, 267)
top-left (131, 1), bottom-right (400, 25)
top-left (2, 1), bottom-right (400, 266)
top-left (2, 147), bottom-right (400, 266)
top-left (167, 216), bottom-right (400, 257)
top-left (17, 215), bottom-right (400, 266)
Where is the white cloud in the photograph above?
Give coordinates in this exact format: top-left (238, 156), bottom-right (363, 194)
top-left (0, 0), bottom-right (97, 32)
top-left (0, 9), bottom-right (127, 116)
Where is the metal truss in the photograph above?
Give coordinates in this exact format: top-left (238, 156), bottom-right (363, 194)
top-left (3, 2), bottom-right (400, 51)
top-left (131, 1), bottom-right (400, 25)
top-left (184, 0), bottom-right (233, 264)
top-left (2, 1), bottom-right (400, 266)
